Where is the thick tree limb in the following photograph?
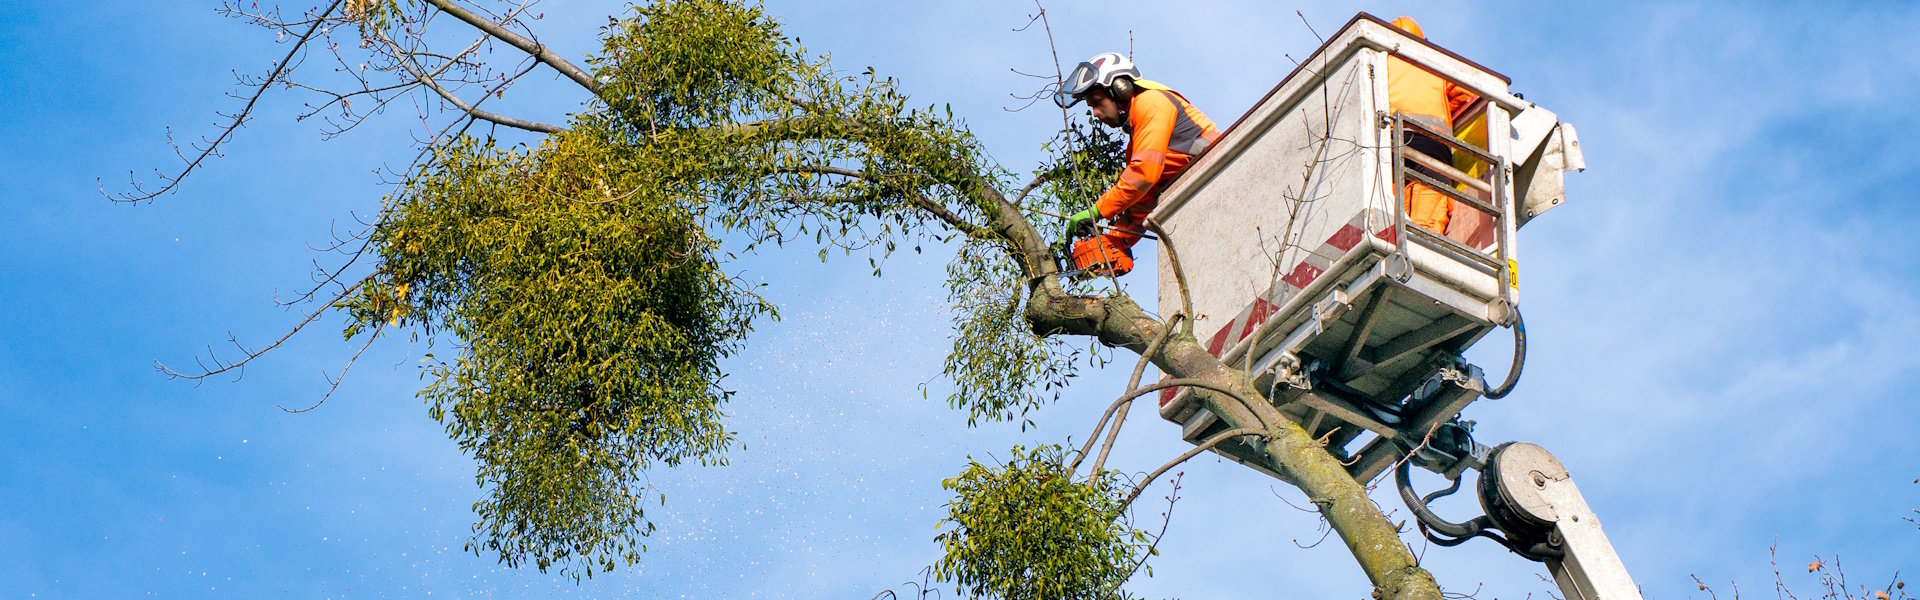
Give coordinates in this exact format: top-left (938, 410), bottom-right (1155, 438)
top-left (986, 185), bottom-right (1438, 599)
top-left (951, 170), bottom-right (1056, 281)
top-left (421, 0), bottom-right (604, 95)
top-left (1019, 284), bottom-right (1440, 600)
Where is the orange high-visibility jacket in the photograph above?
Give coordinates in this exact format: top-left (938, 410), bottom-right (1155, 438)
top-left (1093, 84), bottom-right (1221, 219)
top-left (1385, 18), bottom-right (1475, 124)
top-left (1387, 58), bottom-right (1476, 124)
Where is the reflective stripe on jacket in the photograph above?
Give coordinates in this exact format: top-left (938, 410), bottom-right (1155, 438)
top-left (1094, 83), bottom-right (1221, 219)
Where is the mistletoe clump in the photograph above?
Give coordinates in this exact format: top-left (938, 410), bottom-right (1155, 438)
top-left (934, 445), bottom-right (1149, 600)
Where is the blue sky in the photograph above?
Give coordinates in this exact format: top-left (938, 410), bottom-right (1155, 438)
top-left (3, 0), bottom-right (1917, 598)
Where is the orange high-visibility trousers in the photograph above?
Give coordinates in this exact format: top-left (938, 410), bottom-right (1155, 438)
top-left (1404, 180), bottom-right (1452, 233)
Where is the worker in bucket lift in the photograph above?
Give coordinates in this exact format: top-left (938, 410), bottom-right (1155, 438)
top-left (1055, 52), bottom-right (1221, 277)
top-left (1387, 16), bottom-right (1477, 234)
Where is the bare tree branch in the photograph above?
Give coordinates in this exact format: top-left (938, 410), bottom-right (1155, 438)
top-left (1121, 427), bottom-right (1266, 509)
top-left (1072, 313), bottom-right (1183, 474)
top-left (1114, 473), bottom-right (1182, 590)
top-left (421, 0), bottom-right (604, 95)
top-left (156, 277), bottom-right (367, 382)
top-left (102, 0), bottom-right (346, 203)
top-left (376, 31), bottom-right (563, 133)
top-left (1028, 0), bottom-right (1072, 135)
top-left (1069, 373), bottom-right (1256, 476)
top-left (293, 9), bottom-right (517, 139)
top-left (280, 320), bottom-right (385, 413)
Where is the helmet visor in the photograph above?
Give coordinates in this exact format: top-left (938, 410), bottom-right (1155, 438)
top-left (1052, 61), bottom-right (1100, 109)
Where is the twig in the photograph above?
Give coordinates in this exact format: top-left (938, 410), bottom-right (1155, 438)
top-left (1297, 10), bottom-right (1326, 45)
top-left (280, 320), bottom-right (386, 413)
top-left (103, 0), bottom-right (347, 202)
top-left (1111, 472), bottom-right (1181, 593)
top-left (1367, 422), bottom-right (1442, 488)
top-left (1537, 573), bottom-right (1567, 600)
top-left (1772, 539), bottom-right (1803, 600)
top-left (1271, 486), bottom-right (1326, 514)
top-left (1030, 1), bottom-right (1071, 136)
top-left (156, 278), bottom-right (369, 382)
top-left (1121, 427), bottom-right (1266, 509)
top-left (1695, 575), bottom-right (1722, 600)
top-left (376, 31), bottom-right (562, 133)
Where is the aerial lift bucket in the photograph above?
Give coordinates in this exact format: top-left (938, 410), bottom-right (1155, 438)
top-left (1145, 13), bottom-right (1620, 600)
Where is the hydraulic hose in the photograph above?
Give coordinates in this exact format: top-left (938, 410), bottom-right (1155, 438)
top-left (1394, 458), bottom-right (1562, 559)
top-left (1394, 457), bottom-right (1491, 540)
top-left (1482, 311), bottom-right (1526, 399)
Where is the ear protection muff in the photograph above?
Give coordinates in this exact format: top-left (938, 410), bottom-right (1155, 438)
top-left (1107, 76), bottom-right (1138, 121)
top-left (1107, 76), bottom-right (1136, 100)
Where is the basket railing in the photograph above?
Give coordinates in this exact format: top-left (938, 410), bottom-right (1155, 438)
top-left (1390, 111), bottom-right (1515, 308)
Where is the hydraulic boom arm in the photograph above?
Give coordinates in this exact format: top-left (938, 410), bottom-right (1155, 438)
top-left (1480, 442), bottom-right (1644, 600)
top-left (1401, 441), bottom-right (1644, 600)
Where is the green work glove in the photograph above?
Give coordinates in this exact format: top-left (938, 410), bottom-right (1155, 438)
top-left (1066, 207), bottom-right (1099, 238)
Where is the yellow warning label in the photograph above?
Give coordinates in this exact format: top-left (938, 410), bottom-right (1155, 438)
top-left (1507, 259), bottom-right (1520, 289)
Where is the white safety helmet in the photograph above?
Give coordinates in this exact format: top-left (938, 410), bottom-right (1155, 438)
top-left (1054, 52), bottom-right (1141, 108)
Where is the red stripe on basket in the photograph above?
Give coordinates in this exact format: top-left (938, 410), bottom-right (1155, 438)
top-left (1207, 323), bottom-right (1234, 356)
top-left (1327, 224), bottom-right (1364, 252)
top-left (1283, 261), bottom-right (1324, 290)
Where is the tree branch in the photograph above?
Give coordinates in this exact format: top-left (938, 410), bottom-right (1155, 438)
top-left (1143, 217), bottom-right (1194, 336)
top-left (1020, 265), bottom-right (1441, 600)
top-left (377, 31), bottom-right (564, 133)
top-left (773, 164), bottom-right (987, 236)
top-left (421, 0), bottom-right (603, 95)
top-left (157, 277), bottom-right (368, 382)
top-left (955, 169), bottom-right (1057, 281)
top-left (1070, 374), bottom-right (1261, 476)
top-left (1072, 314), bottom-right (1183, 475)
top-left (1120, 427), bottom-right (1267, 510)
top-left (1012, 172), bottom-right (1048, 204)
top-left (1116, 471), bottom-right (1181, 590)
top-left (280, 319), bottom-right (385, 413)
top-left (295, 12), bottom-right (508, 134)
top-left (103, 0), bottom-right (346, 203)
